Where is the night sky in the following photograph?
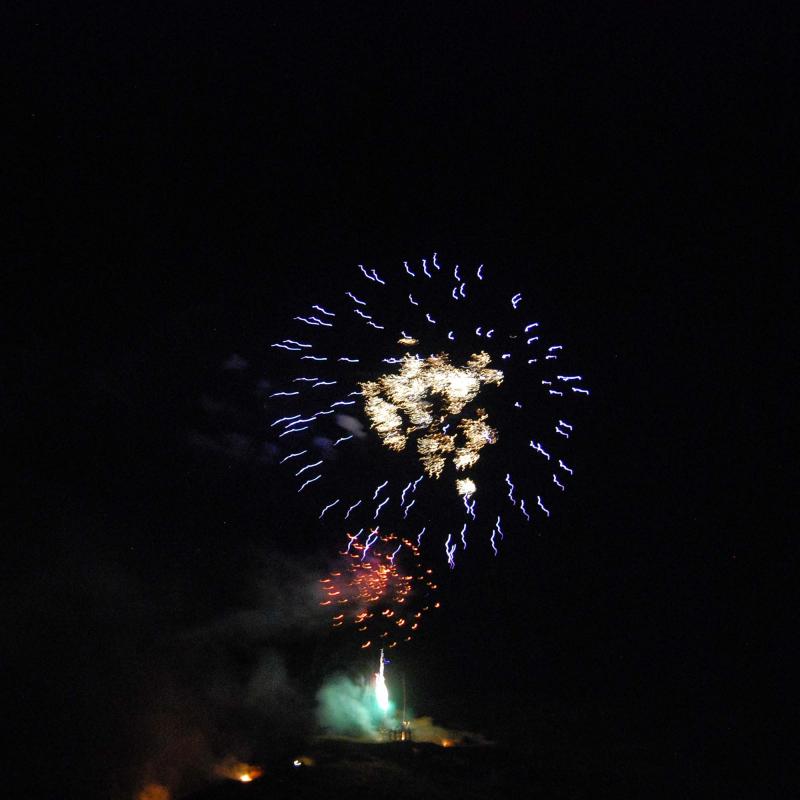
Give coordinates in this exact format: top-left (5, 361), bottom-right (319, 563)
top-left (9, 4), bottom-right (790, 799)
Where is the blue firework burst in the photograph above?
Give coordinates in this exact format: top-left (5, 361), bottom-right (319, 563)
top-left (267, 254), bottom-right (589, 567)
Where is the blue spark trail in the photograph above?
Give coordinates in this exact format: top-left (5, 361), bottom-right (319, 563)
top-left (362, 529), bottom-right (379, 560)
top-left (271, 414), bottom-right (302, 427)
top-left (530, 441), bottom-right (551, 459)
top-left (490, 516), bottom-right (503, 556)
top-left (505, 473), bottom-right (517, 505)
top-left (319, 499), bottom-right (340, 518)
top-left (279, 426), bottom-right (308, 437)
top-left (294, 315), bottom-right (333, 327)
top-left (463, 494), bottom-right (476, 519)
top-left (280, 450), bottom-right (307, 463)
top-left (346, 291), bottom-right (366, 306)
top-left (285, 415), bottom-right (316, 426)
top-left (298, 474), bottom-right (321, 491)
top-left (445, 534), bottom-right (456, 568)
top-left (536, 496), bottom-right (550, 517)
top-left (344, 500), bottom-right (362, 519)
top-left (374, 496), bottom-right (389, 518)
top-left (295, 460), bottom-right (323, 476)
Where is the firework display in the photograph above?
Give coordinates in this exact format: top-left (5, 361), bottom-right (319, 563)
top-left (270, 254), bottom-right (589, 568)
top-left (320, 531), bottom-right (438, 649)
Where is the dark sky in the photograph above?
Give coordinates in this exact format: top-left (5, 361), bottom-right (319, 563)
top-left (9, 4), bottom-right (791, 799)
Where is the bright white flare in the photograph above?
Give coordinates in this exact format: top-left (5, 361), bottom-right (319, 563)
top-left (456, 477), bottom-right (476, 496)
top-left (375, 648), bottom-right (390, 713)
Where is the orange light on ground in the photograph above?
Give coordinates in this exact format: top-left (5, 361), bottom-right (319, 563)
top-left (136, 784), bottom-right (170, 800)
top-left (236, 766), bottom-right (263, 783)
top-left (238, 766), bottom-right (263, 782)
top-left (213, 759), bottom-right (263, 783)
